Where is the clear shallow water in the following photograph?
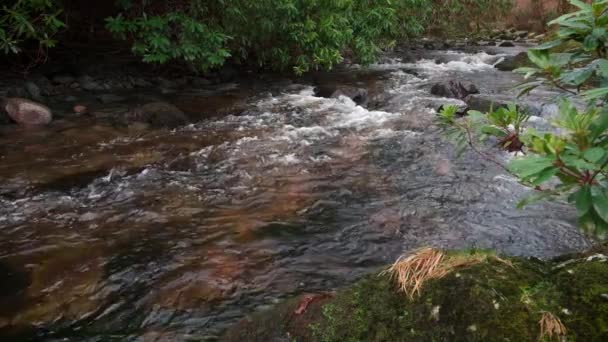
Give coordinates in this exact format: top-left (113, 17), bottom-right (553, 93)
top-left (0, 48), bottom-right (590, 341)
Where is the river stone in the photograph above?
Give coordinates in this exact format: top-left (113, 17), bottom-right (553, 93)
top-left (97, 94), bottom-right (126, 104)
top-left (430, 80), bottom-right (479, 100)
top-left (126, 102), bottom-right (188, 128)
top-left (465, 94), bottom-right (510, 113)
top-left (78, 75), bottom-right (103, 91)
top-left (330, 86), bottom-right (369, 106)
top-left (52, 74), bottom-right (76, 85)
top-left (495, 52), bottom-right (530, 71)
top-left (499, 41), bottom-right (515, 47)
top-left (24, 81), bottom-right (42, 100)
top-left (3, 98), bottom-right (52, 125)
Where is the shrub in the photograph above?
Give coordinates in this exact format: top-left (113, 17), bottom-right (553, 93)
top-left (106, 0), bottom-right (430, 74)
top-left (0, 0), bottom-right (65, 56)
top-left (438, 0), bottom-right (608, 239)
top-left (427, 0), bottom-right (514, 36)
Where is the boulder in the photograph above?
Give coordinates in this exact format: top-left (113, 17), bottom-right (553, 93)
top-left (430, 80), bottom-right (479, 100)
top-left (97, 94), bottom-right (126, 104)
top-left (24, 81), bottom-right (42, 100)
top-left (52, 74), bottom-right (76, 85)
top-left (465, 94), bottom-right (510, 113)
top-left (3, 98), bottom-right (52, 125)
top-left (78, 75), bottom-right (103, 91)
top-left (499, 41), bottom-right (515, 47)
top-left (224, 245), bottom-right (608, 342)
top-left (495, 52), bottom-right (530, 71)
top-left (330, 86), bottom-right (369, 106)
top-left (126, 102), bottom-right (188, 128)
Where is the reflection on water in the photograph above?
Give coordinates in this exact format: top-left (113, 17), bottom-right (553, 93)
top-left (0, 49), bottom-right (591, 340)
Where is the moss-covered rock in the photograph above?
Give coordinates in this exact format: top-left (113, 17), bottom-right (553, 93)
top-left (223, 247), bottom-right (608, 342)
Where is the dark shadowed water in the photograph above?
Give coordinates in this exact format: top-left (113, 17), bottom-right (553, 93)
top-left (0, 47), bottom-right (591, 341)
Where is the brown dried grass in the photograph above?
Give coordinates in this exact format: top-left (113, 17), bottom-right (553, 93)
top-left (539, 312), bottom-right (567, 341)
top-left (383, 248), bottom-right (513, 299)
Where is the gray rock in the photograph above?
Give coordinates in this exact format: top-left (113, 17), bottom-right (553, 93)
top-left (52, 75), bottom-right (76, 84)
top-left (191, 77), bottom-right (213, 87)
top-left (499, 41), bottom-right (515, 47)
top-left (97, 94), bottom-right (126, 104)
top-left (465, 94), bottom-right (511, 113)
top-left (495, 52), bottom-right (530, 71)
top-left (3, 97), bottom-right (52, 125)
top-left (330, 86), bottom-right (369, 106)
top-left (78, 75), bottom-right (103, 91)
top-left (157, 77), bottom-right (177, 89)
top-left (131, 77), bottom-right (153, 88)
top-left (126, 102), bottom-right (188, 128)
top-left (24, 81), bottom-right (41, 100)
top-left (430, 80), bottom-right (479, 100)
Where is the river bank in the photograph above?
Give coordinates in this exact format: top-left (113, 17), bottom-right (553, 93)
top-left (224, 244), bottom-right (608, 341)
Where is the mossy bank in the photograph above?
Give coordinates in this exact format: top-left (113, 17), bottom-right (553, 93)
top-left (223, 246), bottom-right (608, 342)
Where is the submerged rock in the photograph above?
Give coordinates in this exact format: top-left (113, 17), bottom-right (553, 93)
top-left (431, 80), bottom-right (479, 100)
top-left (3, 98), bottom-right (52, 125)
top-left (224, 246), bottom-right (608, 341)
top-left (126, 102), bottom-right (188, 128)
top-left (330, 86), bottom-right (369, 106)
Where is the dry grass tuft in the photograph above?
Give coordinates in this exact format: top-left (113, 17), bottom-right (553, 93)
top-left (539, 312), bottom-right (567, 341)
top-left (382, 248), bottom-right (445, 299)
top-left (383, 248), bottom-right (514, 299)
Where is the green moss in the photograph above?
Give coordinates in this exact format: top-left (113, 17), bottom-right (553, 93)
top-left (222, 249), bottom-right (608, 342)
top-left (553, 259), bottom-right (608, 341)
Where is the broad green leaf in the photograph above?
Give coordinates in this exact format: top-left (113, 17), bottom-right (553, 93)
top-left (584, 147), bottom-right (606, 163)
top-left (573, 185), bottom-right (593, 216)
top-left (516, 191), bottom-right (555, 209)
top-left (533, 39), bottom-right (564, 50)
top-left (591, 187), bottom-right (608, 223)
top-left (480, 126), bottom-right (508, 137)
top-left (569, 0), bottom-right (592, 11)
top-left (560, 67), bottom-right (593, 86)
top-left (527, 49), bottom-right (551, 69)
top-left (530, 167), bottom-right (559, 185)
top-left (594, 59), bottom-right (608, 77)
top-left (508, 156), bottom-right (556, 179)
top-left (582, 87), bottom-right (608, 100)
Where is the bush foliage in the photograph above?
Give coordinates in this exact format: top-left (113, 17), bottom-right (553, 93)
top-left (439, 0), bottom-right (608, 239)
top-left (0, 0), bottom-right (517, 73)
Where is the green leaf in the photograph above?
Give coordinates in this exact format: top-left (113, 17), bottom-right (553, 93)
top-left (516, 191), bottom-right (555, 209)
top-left (573, 185), bottom-right (593, 216)
top-left (560, 67), bottom-right (593, 86)
top-left (508, 156), bottom-right (556, 179)
top-left (530, 167), bottom-right (559, 185)
top-left (569, 0), bottom-right (592, 11)
top-left (533, 39), bottom-right (564, 50)
top-left (527, 49), bottom-right (551, 69)
top-left (480, 126), bottom-right (508, 137)
top-left (582, 87), bottom-right (608, 100)
top-left (592, 187), bottom-right (608, 223)
top-left (584, 147), bottom-right (606, 163)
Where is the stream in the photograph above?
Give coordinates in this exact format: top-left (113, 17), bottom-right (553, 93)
top-left (0, 46), bottom-right (591, 341)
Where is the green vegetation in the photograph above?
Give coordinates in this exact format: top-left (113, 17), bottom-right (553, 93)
top-left (428, 0), bottom-right (513, 36)
top-left (1, 0), bottom-right (517, 73)
top-left (0, 0), bottom-right (65, 55)
top-left (439, 0), bottom-right (608, 239)
top-left (223, 246), bottom-right (608, 341)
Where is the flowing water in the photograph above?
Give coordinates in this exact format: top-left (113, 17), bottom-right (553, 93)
top-left (0, 46), bottom-right (591, 341)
